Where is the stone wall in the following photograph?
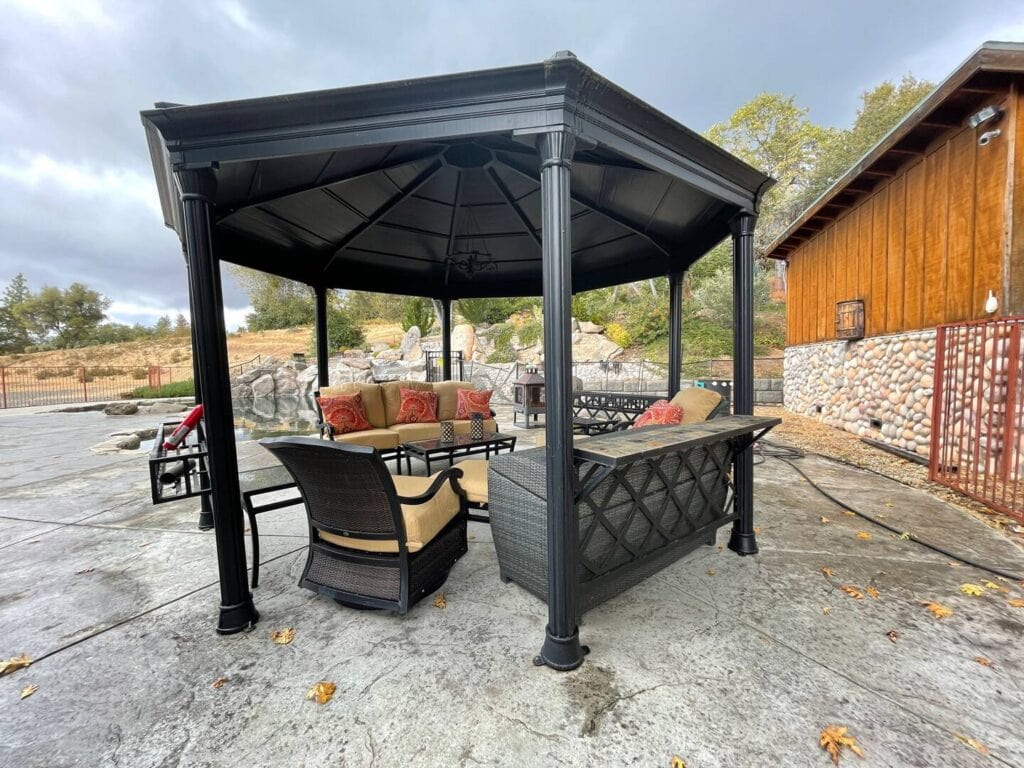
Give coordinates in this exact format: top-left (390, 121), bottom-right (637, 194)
top-left (754, 379), bottom-right (784, 405)
top-left (784, 330), bottom-right (935, 456)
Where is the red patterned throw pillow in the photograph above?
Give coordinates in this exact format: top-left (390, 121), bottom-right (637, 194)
top-left (455, 388), bottom-right (493, 419)
top-left (394, 388), bottom-right (438, 424)
top-left (317, 393), bottom-right (372, 435)
top-left (631, 399), bottom-right (684, 429)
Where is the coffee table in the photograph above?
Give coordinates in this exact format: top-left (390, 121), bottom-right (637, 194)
top-left (402, 432), bottom-right (517, 475)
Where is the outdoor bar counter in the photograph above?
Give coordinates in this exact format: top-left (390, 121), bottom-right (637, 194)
top-left (488, 415), bottom-right (780, 614)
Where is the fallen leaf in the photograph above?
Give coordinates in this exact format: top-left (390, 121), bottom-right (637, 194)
top-left (75, 568), bottom-right (94, 575)
top-left (886, 630), bottom-right (900, 643)
top-left (955, 734), bottom-right (990, 755)
top-left (821, 566), bottom-right (835, 577)
top-left (884, 502), bottom-right (894, 508)
top-left (670, 757), bottom-right (687, 768)
top-left (819, 516), bottom-right (830, 524)
top-left (819, 725), bottom-right (865, 765)
top-left (305, 681), bottom-right (336, 705)
top-left (960, 583), bottom-right (985, 597)
top-left (866, 586), bottom-right (880, 599)
top-left (822, 606), bottom-right (831, 615)
top-left (754, 527), bottom-right (762, 534)
top-left (973, 656), bottom-right (992, 667)
top-left (922, 601), bottom-right (952, 619)
top-left (271, 628), bottom-right (296, 645)
top-left (874, 514), bottom-right (886, 520)
top-left (433, 592), bottom-right (446, 609)
top-left (898, 532), bottom-right (911, 540)
top-left (948, 561), bottom-right (962, 568)
top-left (843, 510), bottom-right (856, 517)
top-left (983, 581), bottom-right (1001, 590)
top-left (716, 544), bottom-right (724, 552)
top-left (706, 569), bottom-right (715, 576)
top-left (19, 684), bottom-right (38, 700)
top-left (856, 531), bottom-right (871, 541)
top-left (841, 585), bottom-right (864, 600)
top-left (212, 677), bottom-right (229, 689)
top-left (0, 655), bottom-right (31, 677)
top-left (1008, 598), bottom-right (1024, 608)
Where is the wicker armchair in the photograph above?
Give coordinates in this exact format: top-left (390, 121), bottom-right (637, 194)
top-left (259, 436), bottom-right (468, 613)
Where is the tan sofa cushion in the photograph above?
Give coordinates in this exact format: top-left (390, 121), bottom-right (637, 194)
top-left (381, 380), bottom-right (433, 425)
top-left (452, 418), bottom-right (497, 436)
top-left (433, 381), bottom-right (475, 421)
top-left (320, 383), bottom-right (387, 428)
top-left (455, 459), bottom-right (488, 504)
top-left (331, 428), bottom-right (400, 450)
top-left (389, 422), bottom-right (442, 443)
top-left (317, 471), bottom-right (460, 553)
top-left (669, 387), bottom-right (723, 423)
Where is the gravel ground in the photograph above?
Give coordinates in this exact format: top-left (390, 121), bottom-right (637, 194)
top-left (755, 405), bottom-right (1024, 549)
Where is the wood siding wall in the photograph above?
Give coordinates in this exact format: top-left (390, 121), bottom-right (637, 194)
top-left (786, 87), bottom-right (1020, 346)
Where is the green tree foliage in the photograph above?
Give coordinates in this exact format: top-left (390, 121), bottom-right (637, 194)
top-left (15, 282), bottom-right (110, 348)
top-left (153, 315), bottom-right (173, 336)
top-left (230, 267), bottom-right (315, 331)
top-left (401, 297), bottom-right (434, 332)
top-left (0, 273), bottom-right (33, 352)
top-left (307, 302), bottom-right (365, 356)
top-left (457, 297), bottom-right (538, 325)
top-left (173, 313), bottom-right (190, 335)
top-left (345, 291), bottom-right (405, 324)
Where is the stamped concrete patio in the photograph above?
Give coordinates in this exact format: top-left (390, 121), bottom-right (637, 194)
top-left (1, 403), bottom-right (1023, 767)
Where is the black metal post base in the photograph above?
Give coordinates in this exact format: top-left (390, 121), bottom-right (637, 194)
top-left (197, 509), bottom-right (214, 530)
top-left (727, 528), bottom-right (759, 556)
top-left (533, 627), bottom-right (589, 671)
top-left (216, 598), bottom-right (259, 635)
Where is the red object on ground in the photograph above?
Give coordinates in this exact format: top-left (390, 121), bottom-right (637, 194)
top-left (163, 404), bottom-right (204, 451)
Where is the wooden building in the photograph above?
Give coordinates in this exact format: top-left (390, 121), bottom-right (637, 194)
top-left (766, 42), bottom-right (1024, 456)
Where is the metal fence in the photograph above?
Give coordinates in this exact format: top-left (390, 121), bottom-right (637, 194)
top-left (0, 355), bottom-right (262, 409)
top-left (930, 317), bottom-right (1024, 522)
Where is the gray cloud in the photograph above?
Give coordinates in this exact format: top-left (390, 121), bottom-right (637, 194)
top-left (1, 0), bottom-right (1022, 328)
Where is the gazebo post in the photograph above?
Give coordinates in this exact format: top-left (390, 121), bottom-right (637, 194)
top-left (728, 212), bottom-right (759, 556)
top-left (175, 167), bottom-right (259, 633)
top-left (440, 298), bottom-right (453, 381)
top-left (314, 285), bottom-right (330, 388)
top-left (183, 249), bottom-right (214, 530)
top-left (668, 270), bottom-right (684, 396)
top-left (535, 127), bottom-right (586, 671)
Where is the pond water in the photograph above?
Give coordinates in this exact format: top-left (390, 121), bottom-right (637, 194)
top-left (231, 395), bottom-right (320, 441)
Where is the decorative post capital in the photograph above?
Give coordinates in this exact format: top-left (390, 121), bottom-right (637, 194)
top-left (537, 129), bottom-right (576, 171)
top-left (174, 166), bottom-right (218, 204)
top-left (729, 211), bottom-right (757, 238)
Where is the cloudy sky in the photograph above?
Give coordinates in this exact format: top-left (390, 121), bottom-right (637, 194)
top-left (1, 1), bottom-right (1023, 330)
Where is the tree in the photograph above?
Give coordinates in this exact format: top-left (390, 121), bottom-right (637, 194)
top-left (173, 313), bottom-right (190, 335)
top-left (401, 297), bottom-right (434, 332)
top-left (15, 282), bottom-right (110, 348)
top-left (345, 290), bottom-right (405, 324)
top-left (153, 315), bottom-right (173, 336)
top-left (230, 267), bottom-right (315, 330)
top-left (0, 273), bottom-right (33, 352)
top-left (306, 303), bottom-right (365, 356)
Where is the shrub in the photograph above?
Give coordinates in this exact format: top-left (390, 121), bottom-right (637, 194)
top-left (401, 297), bottom-right (434, 332)
top-left (131, 367), bottom-right (148, 380)
top-left (306, 305), bottom-right (365, 356)
top-left (457, 297), bottom-right (539, 326)
top-left (130, 380), bottom-right (195, 399)
top-left (604, 322), bottom-right (632, 349)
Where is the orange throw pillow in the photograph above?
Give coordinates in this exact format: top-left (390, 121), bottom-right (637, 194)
top-left (317, 393), bottom-right (372, 434)
top-left (455, 388), bottom-right (493, 419)
top-left (394, 388), bottom-right (438, 424)
top-left (631, 399), bottom-right (684, 429)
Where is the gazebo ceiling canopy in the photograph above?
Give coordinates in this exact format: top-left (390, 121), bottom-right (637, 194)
top-left (143, 53), bottom-right (773, 299)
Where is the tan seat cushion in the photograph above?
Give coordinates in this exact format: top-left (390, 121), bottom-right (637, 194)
top-left (320, 383), bottom-right (387, 428)
top-left (318, 472), bottom-right (461, 553)
top-left (390, 422), bottom-right (442, 443)
top-left (669, 387), bottom-right (723, 423)
top-left (452, 418), bottom-right (497, 436)
top-left (433, 381), bottom-right (475, 421)
top-left (331, 428), bottom-right (400, 450)
top-left (381, 380), bottom-right (434, 425)
top-left (455, 459), bottom-right (488, 504)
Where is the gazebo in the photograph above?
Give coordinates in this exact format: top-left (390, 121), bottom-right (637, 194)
top-left (142, 52), bottom-right (773, 671)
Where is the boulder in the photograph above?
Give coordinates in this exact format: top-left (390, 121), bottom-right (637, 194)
top-left (375, 349), bottom-right (402, 362)
top-left (578, 321), bottom-right (604, 334)
top-left (572, 333), bottom-right (623, 362)
top-left (251, 374), bottom-right (276, 398)
top-left (399, 326), bottom-right (421, 357)
top-left (104, 402), bottom-right (139, 416)
top-left (146, 401), bottom-right (191, 414)
top-left (451, 324), bottom-right (476, 359)
top-left (403, 342), bottom-right (423, 361)
top-left (90, 433), bottom-right (141, 454)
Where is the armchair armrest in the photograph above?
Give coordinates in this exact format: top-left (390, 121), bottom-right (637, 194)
top-left (396, 466), bottom-right (465, 505)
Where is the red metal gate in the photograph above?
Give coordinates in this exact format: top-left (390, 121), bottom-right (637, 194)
top-left (930, 317), bottom-right (1024, 521)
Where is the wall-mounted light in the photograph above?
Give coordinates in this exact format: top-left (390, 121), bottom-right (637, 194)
top-left (985, 290), bottom-right (999, 314)
top-left (979, 129), bottom-right (1002, 147)
top-left (968, 105), bottom-right (1004, 129)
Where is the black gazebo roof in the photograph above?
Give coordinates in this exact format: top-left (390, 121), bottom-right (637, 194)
top-left (143, 52), bottom-right (773, 299)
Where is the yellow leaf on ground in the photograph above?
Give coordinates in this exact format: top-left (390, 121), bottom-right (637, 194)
top-left (959, 583), bottom-right (985, 597)
top-left (0, 655), bottom-right (31, 677)
top-left (955, 734), bottom-right (990, 755)
top-left (841, 586), bottom-right (864, 600)
top-left (706, 569), bottom-right (715, 576)
top-left (866, 586), bottom-right (880, 599)
top-left (922, 601), bottom-right (952, 619)
top-left (843, 510), bottom-right (856, 517)
top-left (754, 527), bottom-right (762, 534)
top-left (983, 581), bottom-right (1001, 590)
top-left (212, 677), bottom-right (229, 689)
top-left (1008, 598), bottom-right (1024, 608)
top-left (670, 757), bottom-right (687, 768)
top-left (821, 566), bottom-right (835, 577)
top-left (433, 592), bottom-right (446, 609)
top-left (822, 606), bottom-right (831, 615)
top-left (973, 656), bottom-right (993, 667)
top-left (271, 628), bottom-right (296, 645)
top-left (819, 516), bottom-right (830, 524)
top-left (886, 630), bottom-right (900, 643)
top-left (819, 725), bottom-right (865, 765)
top-left (856, 531), bottom-right (871, 541)
top-left (19, 684), bottom-right (38, 700)
top-left (305, 681), bottom-right (336, 705)
top-left (884, 502), bottom-right (894, 508)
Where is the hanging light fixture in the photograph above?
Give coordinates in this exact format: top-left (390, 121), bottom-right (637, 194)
top-left (447, 201), bottom-right (496, 280)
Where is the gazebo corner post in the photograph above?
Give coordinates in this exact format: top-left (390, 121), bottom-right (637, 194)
top-left (728, 211), bottom-right (759, 556)
top-left (440, 298), bottom-right (453, 381)
top-left (313, 285), bottom-right (330, 388)
top-left (535, 127), bottom-right (587, 671)
top-left (183, 247), bottom-right (214, 531)
top-left (668, 270), bottom-right (684, 396)
top-left (175, 166), bottom-right (259, 634)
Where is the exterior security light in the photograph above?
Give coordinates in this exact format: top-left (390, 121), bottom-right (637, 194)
top-left (985, 290), bottom-right (999, 314)
top-left (968, 105), bottom-right (1004, 128)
